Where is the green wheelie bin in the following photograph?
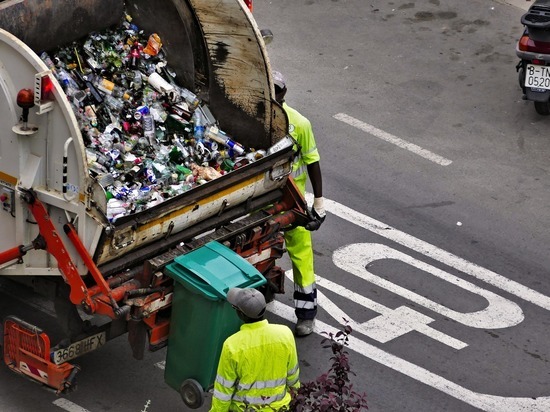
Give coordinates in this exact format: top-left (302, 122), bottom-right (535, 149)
top-left (163, 240), bottom-right (266, 408)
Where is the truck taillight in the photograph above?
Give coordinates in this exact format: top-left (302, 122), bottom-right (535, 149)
top-left (34, 71), bottom-right (54, 114)
top-left (244, 0), bottom-right (253, 12)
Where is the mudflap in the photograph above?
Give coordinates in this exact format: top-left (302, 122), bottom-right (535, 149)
top-left (525, 88), bottom-right (550, 102)
top-left (3, 316), bottom-right (79, 394)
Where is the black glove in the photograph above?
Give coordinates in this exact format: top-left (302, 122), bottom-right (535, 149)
top-left (305, 197), bottom-right (326, 231)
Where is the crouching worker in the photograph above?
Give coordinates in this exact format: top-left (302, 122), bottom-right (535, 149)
top-left (210, 287), bottom-right (300, 412)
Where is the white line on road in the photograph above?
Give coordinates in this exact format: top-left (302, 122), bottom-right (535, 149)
top-left (288, 270), bottom-right (468, 350)
top-left (305, 193), bottom-right (550, 312)
top-left (269, 301), bottom-right (550, 412)
top-left (333, 112), bottom-right (453, 166)
top-left (53, 399), bottom-right (91, 412)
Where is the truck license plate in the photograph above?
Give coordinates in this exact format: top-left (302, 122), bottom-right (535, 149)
top-left (51, 331), bottom-right (106, 365)
top-left (525, 64), bottom-right (550, 90)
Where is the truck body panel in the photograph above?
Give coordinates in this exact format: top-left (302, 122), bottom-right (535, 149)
top-left (0, 0), bottom-right (291, 277)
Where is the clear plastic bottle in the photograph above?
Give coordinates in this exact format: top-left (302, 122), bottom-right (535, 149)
top-left (178, 87), bottom-right (200, 109)
top-left (94, 76), bottom-right (132, 101)
top-left (192, 109), bottom-right (205, 140)
top-left (142, 113), bottom-right (156, 145)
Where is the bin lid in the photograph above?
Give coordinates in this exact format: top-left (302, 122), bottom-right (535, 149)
top-left (165, 241), bottom-right (266, 301)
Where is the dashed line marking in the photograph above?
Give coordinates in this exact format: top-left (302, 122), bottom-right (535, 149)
top-left (333, 112), bottom-right (453, 166)
top-left (53, 398), bottom-right (91, 412)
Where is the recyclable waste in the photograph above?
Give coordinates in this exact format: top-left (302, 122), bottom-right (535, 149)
top-left (42, 11), bottom-right (265, 222)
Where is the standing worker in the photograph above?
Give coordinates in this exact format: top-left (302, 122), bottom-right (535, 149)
top-left (273, 70), bottom-right (326, 337)
top-left (210, 287), bottom-right (300, 411)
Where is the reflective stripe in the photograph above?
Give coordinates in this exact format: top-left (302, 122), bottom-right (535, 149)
top-left (215, 374), bottom-right (236, 389)
top-left (294, 283), bottom-right (315, 295)
top-left (302, 145), bottom-right (318, 156)
top-left (233, 390), bottom-right (287, 404)
top-left (212, 389), bottom-right (233, 401)
top-left (288, 364), bottom-right (299, 376)
top-left (292, 164), bottom-right (307, 178)
top-left (294, 300), bottom-right (316, 309)
top-left (287, 375), bottom-right (299, 387)
top-left (237, 377), bottom-right (287, 391)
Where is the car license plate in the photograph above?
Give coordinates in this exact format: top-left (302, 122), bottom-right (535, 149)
top-left (525, 64), bottom-right (550, 90)
top-left (51, 331), bottom-right (106, 365)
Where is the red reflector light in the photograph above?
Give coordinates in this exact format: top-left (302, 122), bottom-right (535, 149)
top-left (518, 34), bottom-right (550, 54)
top-left (244, 0), bottom-right (253, 12)
top-left (41, 76), bottom-right (54, 103)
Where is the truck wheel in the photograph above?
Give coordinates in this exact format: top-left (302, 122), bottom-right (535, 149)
top-left (180, 379), bottom-right (204, 409)
top-left (534, 101), bottom-right (550, 115)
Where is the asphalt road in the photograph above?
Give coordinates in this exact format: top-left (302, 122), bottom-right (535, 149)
top-left (255, 0), bottom-right (550, 411)
top-left (2, 1), bottom-right (550, 411)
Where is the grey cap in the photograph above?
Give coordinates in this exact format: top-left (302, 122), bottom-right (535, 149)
top-left (272, 70), bottom-right (286, 90)
top-left (227, 287), bottom-right (266, 319)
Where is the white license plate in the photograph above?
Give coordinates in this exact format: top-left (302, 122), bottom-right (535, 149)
top-left (51, 331), bottom-right (106, 365)
top-left (525, 64), bottom-right (550, 90)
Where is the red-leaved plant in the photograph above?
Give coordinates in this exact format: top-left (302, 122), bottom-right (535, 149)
top-left (288, 319), bottom-right (368, 411)
top-left (243, 320), bottom-right (368, 411)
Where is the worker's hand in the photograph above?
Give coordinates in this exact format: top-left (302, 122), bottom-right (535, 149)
top-left (305, 197), bottom-right (326, 231)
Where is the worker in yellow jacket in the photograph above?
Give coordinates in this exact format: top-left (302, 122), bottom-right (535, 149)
top-left (273, 70), bottom-right (326, 336)
top-left (210, 287), bottom-right (300, 411)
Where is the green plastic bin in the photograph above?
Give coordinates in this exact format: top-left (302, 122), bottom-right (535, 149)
top-left (163, 241), bottom-right (266, 408)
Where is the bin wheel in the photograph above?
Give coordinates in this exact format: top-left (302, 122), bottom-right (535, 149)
top-left (180, 379), bottom-right (204, 409)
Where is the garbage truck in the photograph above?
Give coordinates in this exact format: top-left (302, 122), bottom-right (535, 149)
top-left (0, 0), bottom-right (311, 407)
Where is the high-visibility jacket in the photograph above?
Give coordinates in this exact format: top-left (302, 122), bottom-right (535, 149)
top-left (210, 319), bottom-right (300, 412)
top-left (283, 102), bottom-right (320, 193)
top-left (282, 102), bottom-right (319, 319)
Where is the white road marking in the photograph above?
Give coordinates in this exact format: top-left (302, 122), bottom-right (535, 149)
top-left (333, 243), bottom-right (524, 329)
top-left (268, 301), bottom-right (550, 412)
top-left (155, 361), bottom-right (166, 370)
top-left (295, 193), bottom-right (550, 410)
top-left (305, 192), bottom-right (550, 312)
top-left (53, 398), bottom-right (91, 412)
top-left (287, 270), bottom-right (468, 349)
top-left (333, 112), bottom-right (453, 166)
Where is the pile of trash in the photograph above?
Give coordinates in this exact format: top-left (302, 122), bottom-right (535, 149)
top-left (41, 12), bottom-right (265, 222)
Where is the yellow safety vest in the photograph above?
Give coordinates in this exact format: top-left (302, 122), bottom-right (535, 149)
top-left (210, 319), bottom-right (300, 412)
top-left (283, 102), bottom-right (320, 194)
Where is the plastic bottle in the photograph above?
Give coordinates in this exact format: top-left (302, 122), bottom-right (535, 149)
top-left (132, 70), bottom-right (143, 90)
top-left (103, 94), bottom-right (125, 112)
top-left (178, 87), bottom-right (200, 109)
top-left (94, 76), bottom-right (132, 101)
top-left (56, 68), bottom-right (80, 92)
top-left (204, 125), bottom-right (245, 155)
top-left (142, 113), bottom-right (156, 145)
top-left (192, 109), bottom-right (205, 140)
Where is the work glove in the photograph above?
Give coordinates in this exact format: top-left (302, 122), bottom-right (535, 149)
top-left (305, 197), bottom-right (326, 231)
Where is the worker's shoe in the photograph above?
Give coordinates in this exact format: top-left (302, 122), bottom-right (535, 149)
top-left (295, 319), bottom-right (315, 336)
